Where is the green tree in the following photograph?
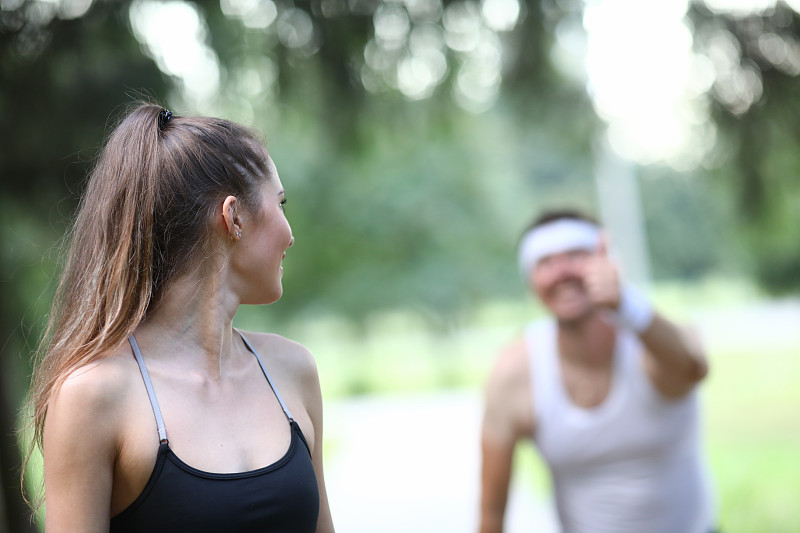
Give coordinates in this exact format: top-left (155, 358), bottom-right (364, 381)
top-left (688, 2), bottom-right (800, 293)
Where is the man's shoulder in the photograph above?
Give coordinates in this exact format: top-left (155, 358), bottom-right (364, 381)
top-left (489, 334), bottom-right (531, 392)
top-left (491, 318), bottom-right (553, 381)
top-left (484, 332), bottom-right (536, 440)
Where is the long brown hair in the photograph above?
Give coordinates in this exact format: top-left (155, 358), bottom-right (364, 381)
top-left (23, 102), bottom-right (272, 507)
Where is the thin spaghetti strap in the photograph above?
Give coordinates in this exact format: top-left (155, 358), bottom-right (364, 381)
top-left (128, 334), bottom-right (169, 444)
top-left (235, 330), bottom-right (294, 422)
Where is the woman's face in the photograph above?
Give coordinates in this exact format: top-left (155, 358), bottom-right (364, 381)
top-left (233, 156), bottom-right (294, 305)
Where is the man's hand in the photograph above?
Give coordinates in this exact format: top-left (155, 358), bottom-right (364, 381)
top-left (581, 233), bottom-right (622, 311)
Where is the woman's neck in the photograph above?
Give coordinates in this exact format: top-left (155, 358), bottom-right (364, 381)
top-left (136, 263), bottom-right (241, 381)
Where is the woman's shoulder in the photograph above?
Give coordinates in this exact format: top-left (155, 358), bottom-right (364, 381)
top-left (237, 330), bottom-right (322, 414)
top-left (238, 330), bottom-right (318, 377)
top-left (54, 344), bottom-right (140, 412)
top-left (47, 343), bottom-right (142, 445)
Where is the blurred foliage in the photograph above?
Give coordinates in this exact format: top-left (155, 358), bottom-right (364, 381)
top-left (639, 165), bottom-right (744, 281)
top-left (688, 1), bottom-right (800, 294)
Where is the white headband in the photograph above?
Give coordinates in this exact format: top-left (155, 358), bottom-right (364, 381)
top-left (518, 218), bottom-right (601, 274)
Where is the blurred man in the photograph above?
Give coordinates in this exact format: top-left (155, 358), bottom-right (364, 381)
top-left (479, 209), bottom-right (715, 533)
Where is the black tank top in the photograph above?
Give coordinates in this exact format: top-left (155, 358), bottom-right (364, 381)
top-left (110, 332), bottom-right (320, 533)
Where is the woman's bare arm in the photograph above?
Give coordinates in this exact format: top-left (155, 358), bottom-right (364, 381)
top-left (43, 362), bottom-right (126, 532)
top-left (263, 333), bottom-right (335, 533)
top-left (306, 358), bottom-right (335, 533)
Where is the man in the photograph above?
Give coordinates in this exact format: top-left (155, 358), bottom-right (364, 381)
top-left (479, 209), bottom-right (715, 533)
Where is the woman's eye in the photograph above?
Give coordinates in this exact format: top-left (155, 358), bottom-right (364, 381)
top-left (280, 198), bottom-right (287, 211)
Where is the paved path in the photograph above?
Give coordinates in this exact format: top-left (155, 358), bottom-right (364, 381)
top-left (687, 298), bottom-right (800, 352)
top-left (324, 390), bottom-right (558, 532)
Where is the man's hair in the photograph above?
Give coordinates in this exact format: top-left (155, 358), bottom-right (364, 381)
top-left (520, 208), bottom-right (600, 243)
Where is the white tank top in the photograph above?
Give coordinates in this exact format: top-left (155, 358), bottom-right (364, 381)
top-left (527, 319), bottom-right (714, 533)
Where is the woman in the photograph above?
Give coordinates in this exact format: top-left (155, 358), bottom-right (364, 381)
top-left (26, 103), bottom-right (335, 532)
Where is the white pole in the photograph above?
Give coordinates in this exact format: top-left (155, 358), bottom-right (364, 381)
top-left (593, 133), bottom-right (652, 288)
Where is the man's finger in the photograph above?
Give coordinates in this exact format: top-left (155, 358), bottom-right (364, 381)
top-left (596, 230), bottom-right (610, 257)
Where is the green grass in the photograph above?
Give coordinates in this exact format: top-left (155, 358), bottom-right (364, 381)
top-left (703, 345), bottom-right (800, 533)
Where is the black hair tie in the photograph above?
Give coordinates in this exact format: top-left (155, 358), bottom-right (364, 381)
top-left (157, 108), bottom-right (173, 130)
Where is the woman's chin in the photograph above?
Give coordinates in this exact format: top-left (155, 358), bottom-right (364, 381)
top-left (240, 286), bottom-right (283, 306)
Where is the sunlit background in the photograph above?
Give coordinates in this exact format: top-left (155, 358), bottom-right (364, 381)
top-left (2, 0), bottom-right (799, 531)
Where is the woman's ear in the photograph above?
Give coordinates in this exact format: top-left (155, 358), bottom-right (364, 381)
top-left (221, 196), bottom-right (243, 241)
